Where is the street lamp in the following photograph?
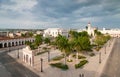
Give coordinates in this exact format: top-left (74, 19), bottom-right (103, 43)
top-left (109, 41), bottom-right (110, 47)
top-left (48, 51), bottom-right (50, 62)
top-left (99, 52), bottom-right (101, 63)
top-left (105, 45), bottom-right (106, 54)
top-left (40, 58), bottom-right (43, 72)
top-left (17, 48), bottom-right (19, 59)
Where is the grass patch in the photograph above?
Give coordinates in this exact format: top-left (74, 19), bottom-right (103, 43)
top-left (75, 60), bottom-right (88, 69)
top-left (78, 55), bottom-right (86, 59)
top-left (52, 55), bottom-right (64, 61)
top-left (50, 63), bottom-right (69, 70)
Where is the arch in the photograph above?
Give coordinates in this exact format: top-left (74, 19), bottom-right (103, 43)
top-left (12, 42), bottom-right (14, 46)
top-left (4, 43), bottom-right (7, 47)
top-left (22, 41), bottom-right (24, 45)
top-left (0, 43), bottom-right (2, 48)
top-left (16, 42), bottom-right (18, 46)
top-left (19, 41), bottom-right (21, 45)
top-left (32, 40), bottom-right (34, 42)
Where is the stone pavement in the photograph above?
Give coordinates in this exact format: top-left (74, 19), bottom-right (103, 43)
top-left (6, 38), bottom-right (115, 77)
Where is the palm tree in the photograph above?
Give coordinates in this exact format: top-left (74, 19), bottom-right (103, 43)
top-left (55, 35), bottom-right (70, 65)
top-left (44, 37), bottom-right (50, 45)
top-left (73, 37), bottom-right (82, 63)
top-left (35, 34), bottom-right (43, 46)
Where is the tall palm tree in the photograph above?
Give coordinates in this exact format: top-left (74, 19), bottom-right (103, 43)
top-left (73, 37), bottom-right (82, 63)
top-left (55, 35), bottom-right (70, 65)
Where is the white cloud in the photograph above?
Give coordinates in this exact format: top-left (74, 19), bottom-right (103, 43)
top-left (1, 0), bottom-right (38, 12)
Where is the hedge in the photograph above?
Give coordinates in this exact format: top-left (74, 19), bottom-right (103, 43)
top-left (50, 63), bottom-right (69, 70)
top-left (75, 60), bottom-right (88, 69)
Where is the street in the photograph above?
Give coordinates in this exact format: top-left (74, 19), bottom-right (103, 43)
top-left (0, 48), bottom-right (40, 77)
top-left (101, 38), bottom-right (120, 77)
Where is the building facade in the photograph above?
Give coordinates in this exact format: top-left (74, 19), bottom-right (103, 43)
top-left (0, 37), bottom-right (35, 48)
top-left (43, 28), bottom-right (68, 37)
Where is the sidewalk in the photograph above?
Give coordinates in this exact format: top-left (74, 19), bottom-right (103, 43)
top-left (83, 38), bottom-right (115, 77)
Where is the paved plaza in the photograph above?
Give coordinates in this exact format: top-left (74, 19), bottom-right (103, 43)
top-left (0, 38), bottom-right (115, 77)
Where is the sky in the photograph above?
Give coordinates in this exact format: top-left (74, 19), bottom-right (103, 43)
top-left (0, 0), bottom-right (120, 29)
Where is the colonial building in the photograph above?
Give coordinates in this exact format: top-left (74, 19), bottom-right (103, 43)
top-left (0, 37), bottom-right (35, 48)
top-left (43, 28), bottom-right (68, 37)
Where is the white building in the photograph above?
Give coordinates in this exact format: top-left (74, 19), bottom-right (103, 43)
top-left (86, 22), bottom-right (96, 37)
top-left (99, 28), bottom-right (120, 37)
top-left (43, 28), bottom-right (68, 37)
top-left (85, 22), bottom-right (120, 38)
top-left (23, 46), bottom-right (34, 66)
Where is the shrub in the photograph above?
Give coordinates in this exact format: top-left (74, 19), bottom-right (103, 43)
top-left (43, 47), bottom-right (47, 50)
top-left (50, 63), bottom-right (69, 70)
top-left (52, 55), bottom-right (64, 61)
top-left (67, 59), bottom-right (73, 62)
top-left (78, 55), bottom-right (86, 59)
top-left (90, 53), bottom-right (95, 57)
top-left (72, 54), bottom-right (86, 59)
top-left (72, 54), bottom-right (76, 58)
top-left (75, 60), bottom-right (88, 69)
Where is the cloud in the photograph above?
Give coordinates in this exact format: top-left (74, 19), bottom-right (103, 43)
top-left (0, 0), bottom-right (120, 29)
top-left (1, 0), bottom-right (37, 12)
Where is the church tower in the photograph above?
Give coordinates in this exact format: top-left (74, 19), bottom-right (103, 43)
top-left (87, 22), bottom-right (91, 30)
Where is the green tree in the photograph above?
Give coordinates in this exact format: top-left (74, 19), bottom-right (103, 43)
top-left (28, 32), bottom-right (33, 37)
top-left (21, 33), bottom-right (26, 37)
top-left (44, 37), bottom-right (50, 45)
top-left (78, 31), bottom-right (89, 37)
top-left (55, 35), bottom-right (70, 65)
top-left (35, 34), bottom-right (43, 46)
top-left (79, 36), bottom-right (91, 51)
top-left (25, 41), bottom-right (31, 45)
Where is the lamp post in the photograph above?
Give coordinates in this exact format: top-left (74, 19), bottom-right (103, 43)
top-left (99, 52), bottom-right (101, 63)
top-left (109, 41), bottom-right (110, 47)
top-left (48, 51), bottom-right (50, 62)
top-left (17, 48), bottom-right (19, 59)
top-left (40, 58), bottom-right (43, 72)
top-left (105, 45), bottom-right (106, 54)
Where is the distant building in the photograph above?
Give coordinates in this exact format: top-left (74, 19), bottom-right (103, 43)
top-left (8, 33), bottom-right (16, 38)
top-left (99, 28), bottom-right (120, 38)
top-left (0, 31), bottom-right (9, 37)
top-left (43, 28), bottom-right (68, 37)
